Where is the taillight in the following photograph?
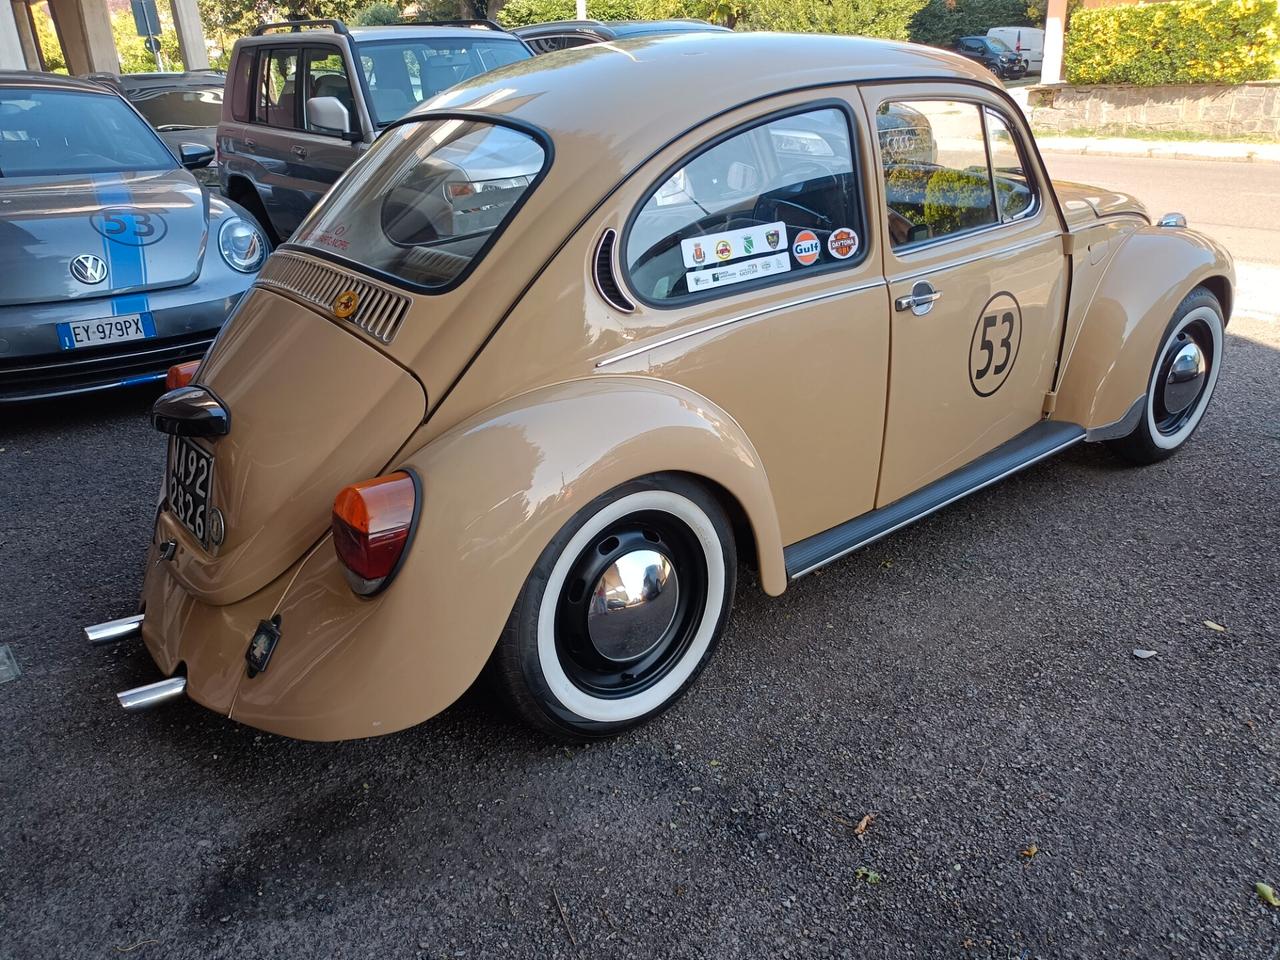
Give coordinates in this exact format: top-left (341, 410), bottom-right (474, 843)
top-left (166, 360), bottom-right (200, 390)
top-left (332, 471), bottom-right (417, 596)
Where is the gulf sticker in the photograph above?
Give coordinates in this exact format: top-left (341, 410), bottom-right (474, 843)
top-left (827, 227), bottom-right (859, 260)
top-left (792, 230), bottom-right (821, 266)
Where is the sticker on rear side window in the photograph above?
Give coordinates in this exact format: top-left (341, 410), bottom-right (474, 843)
top-left (680, 221), bottom-right (787, 269)
top-left (792, 230), bottom-right (821, 266)
top-left (827, 227), bottom-right (859, 260)
top-left (686, 252), bottom-right (791, 292)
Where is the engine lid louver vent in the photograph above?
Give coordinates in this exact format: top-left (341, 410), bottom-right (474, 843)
top-left (593, 229), bottom-right (635, 313)
top-left (256, 252), bottom-right (410, 344)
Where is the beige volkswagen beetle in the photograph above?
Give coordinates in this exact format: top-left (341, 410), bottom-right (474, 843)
top-left (89, 32), bottom-right (1233, 741)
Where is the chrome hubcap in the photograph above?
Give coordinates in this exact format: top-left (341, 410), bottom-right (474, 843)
top-left (1162, 340), bottom-right (1206, 415)
top-left (586, 549), bottom-right (678, 663)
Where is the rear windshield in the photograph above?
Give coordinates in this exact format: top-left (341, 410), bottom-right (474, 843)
top-left (355, 38), bottom-right (532, 125)
top-left (292, 118), bottom-right (547, 290)
top-left (0, 88), bottom-right (176, 177)
top-left (127, 85), bottom-right (223, 129)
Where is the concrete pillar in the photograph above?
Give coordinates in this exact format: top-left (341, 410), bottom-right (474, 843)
top-left (47, 0), bottom-right (119, 74)
top-left (1041, 0), bottom-right (1067, 84)
top-left (0, 0), bottom-right (27, 69)
top-left (13, 1), bottom-right (43, 68)
top-left (169, 0), bottom-right (208, 70)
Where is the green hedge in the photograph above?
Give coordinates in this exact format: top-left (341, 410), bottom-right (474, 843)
top-left (908, 0), bottom-right (1034, 48)
top-left (1065, 0), bottom-right (1280, 85)
top-left (497, 0), bottom-right (640, 27)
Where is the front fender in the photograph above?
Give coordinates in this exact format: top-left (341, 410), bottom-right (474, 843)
top-left (1054, 226), bottom-right (1234, 435)
top-left (228, 376), bottom-right (785, 740)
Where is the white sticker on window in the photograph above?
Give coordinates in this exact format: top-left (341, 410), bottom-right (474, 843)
top-left (686, 252), bottom-right (791, 292)
top-left (680, 221), bottom-right (787, 269)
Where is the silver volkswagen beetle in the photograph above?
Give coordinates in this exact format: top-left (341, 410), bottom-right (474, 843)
top-left (0, 71), bottom-right (267, 403)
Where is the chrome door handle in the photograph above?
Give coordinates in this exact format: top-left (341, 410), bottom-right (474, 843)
top-left (895, 281), bottom-right (942, 316)
top-left (291, 145), bottom-right (307, 159)
top-left (243, 138), bottom-right (256, 148)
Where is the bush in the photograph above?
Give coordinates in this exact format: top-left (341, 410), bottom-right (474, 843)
top-left (353, 1), bottom-right (403, 23)
top-left (497, 0), bottom-right (639, 26)
top-left (909, 0), bottom-right (1034, 48)
top-left (1064, 0), bottom-right (1280, 85)
top-left (923, 169), bottom-right (993, 233)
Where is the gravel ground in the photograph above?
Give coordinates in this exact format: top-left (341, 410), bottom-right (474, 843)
top-left (1, 316), bottom-right (1277, 960)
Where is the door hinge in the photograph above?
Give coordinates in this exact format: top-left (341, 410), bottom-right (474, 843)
top-left (1042, 390), bottom-right (1058, 417)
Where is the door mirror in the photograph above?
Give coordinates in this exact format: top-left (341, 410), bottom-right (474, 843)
top-left (179, 143), bottom-right (215, 170)
top-left (307, 96), bottom-right (354, 137)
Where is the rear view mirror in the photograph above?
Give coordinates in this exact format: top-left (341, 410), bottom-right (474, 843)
top-left (179, 143), bottom-right (214, 170)
top-left (307, 97), bottom-right (357, 140)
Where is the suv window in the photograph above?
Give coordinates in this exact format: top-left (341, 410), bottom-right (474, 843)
top-left (877, 99), bottom-right (998, 249)
top-left (293, 118), bottom-right (548, 290)
top-left (625, 106), bottom-right (864, 304)
top-left (230, 51), bottom-right (252, 121)
top-left (302, 46), bottom-right (355, 134)
top-left (258, 49), bottom-right (299, 129)
top-left (356, 38), bottom-right (531, 126)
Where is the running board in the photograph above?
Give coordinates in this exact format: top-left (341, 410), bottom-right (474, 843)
top-left (784, 420), bottom-right (1086, 579)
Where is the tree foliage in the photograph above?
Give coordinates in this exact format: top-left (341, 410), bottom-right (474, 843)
top-left (1064, 0), bottom-right (1280, 84)
top-left (633, 0), bottom-right (926, 36)
top-left (497, 0), bottom-right (638, 26)
top-left (907, 0), bottom-right (1033, 47)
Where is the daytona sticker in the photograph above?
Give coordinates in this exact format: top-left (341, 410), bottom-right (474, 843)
top-left (827, 227), bottom-right (859, 260)
top-left (681, 221), bottom-right (787, 269)
top-left (792, 230), bottom-right (821, 266)
top-left (686, 252), bottom-right (791, 292)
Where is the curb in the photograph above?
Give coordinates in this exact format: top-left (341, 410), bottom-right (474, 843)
top-left (1035, 140), bottom-right (1280, 164)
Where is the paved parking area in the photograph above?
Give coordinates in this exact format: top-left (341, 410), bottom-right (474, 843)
top-left (2, 150), bottom-right (1278, 956)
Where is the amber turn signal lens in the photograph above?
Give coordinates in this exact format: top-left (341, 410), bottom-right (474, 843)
top-left (166, 360), bottom-right (201, 390)
top-left (332, 472), bottom-right (417, 596)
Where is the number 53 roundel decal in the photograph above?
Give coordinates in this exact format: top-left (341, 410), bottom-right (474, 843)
top-left (969, 291), bottom-right (1022, 397)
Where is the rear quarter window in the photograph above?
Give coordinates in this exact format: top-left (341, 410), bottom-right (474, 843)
top-left (624, 105), bottom-right (867, 306)
top-left (230, 48), bottom-right (252, 121)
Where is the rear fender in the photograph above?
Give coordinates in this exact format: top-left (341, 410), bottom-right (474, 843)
top-left (1054, 226), bottom-right (1234, 436)
top-left (228, 376), bottom-right (785, 740)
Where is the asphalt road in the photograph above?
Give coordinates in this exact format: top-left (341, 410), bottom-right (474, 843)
top-left (2, 159), bottom-right (1279, 960)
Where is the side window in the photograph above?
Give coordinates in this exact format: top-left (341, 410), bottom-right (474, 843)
top-left (229, 49), bottom-right (252, 122)
top-left (257, 49), bottom-right (299, 129)
top-left (302, 47), bottom-right (355, 135)
top-left (877, 100), bottom-right (997, 249)
top-left (625, 106), bottom-right (864, 304)
top-left (984, 109), bottom-right (1035, 221)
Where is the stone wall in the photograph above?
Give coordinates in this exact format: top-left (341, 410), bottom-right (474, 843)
top-left (1028, 82), bottom-right (1280, 137)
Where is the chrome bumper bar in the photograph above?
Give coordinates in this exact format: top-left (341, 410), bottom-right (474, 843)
top-left (85, 614), bottom-right (143, 646)
top-left (117, 677), bottom-right (187, 712)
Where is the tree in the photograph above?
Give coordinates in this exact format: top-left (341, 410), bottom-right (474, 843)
top-left (636, 0), bottom-right (927, 37)
top-left (908, 0), bottom-right (1034, 48)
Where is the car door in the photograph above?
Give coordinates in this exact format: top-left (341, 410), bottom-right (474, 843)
top-left (249, 46), bottom-right (311, 238)
top-left (861, 83), bottom-right (1067, 507)
top-left (292, 45), bottom-right (367, 211)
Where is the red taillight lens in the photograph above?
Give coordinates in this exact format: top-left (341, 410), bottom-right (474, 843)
top-left (166, 360), bottom-right (200, 390)
top-left (332, 472), bottom-right (417, 596)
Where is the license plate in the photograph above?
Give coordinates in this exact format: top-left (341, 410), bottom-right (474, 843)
top-left (167, 436), bottom-right (214, 545)
top-left (57, 314), bottom-right (155, 350)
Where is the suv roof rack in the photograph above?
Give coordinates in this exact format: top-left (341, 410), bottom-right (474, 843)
top-left (253, 18), bottom-right (349, 36)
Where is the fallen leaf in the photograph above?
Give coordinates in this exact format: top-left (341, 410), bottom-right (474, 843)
top-left (854, 866), bottom-right (882, 885)
top-left (1020, 844), bottom-right (1039, 859)
top-left (1133, 648), bottom-right (1158, 660)
top-left (708, 759), bottom-right (721, 767)
top-left (1204, 620), bottom-right (1227, 632)
top-left (1258, 882), bottom-right (1280, 907)
top-left (879, 559), bottom-right (894, 569)
top-left (854, 812), bottom-right (877, 836)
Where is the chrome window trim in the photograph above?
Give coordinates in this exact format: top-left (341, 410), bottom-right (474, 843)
top-left (888, 232), bottom-right (1057, 285)
top-left (596, 278), bottom-right (886, 368)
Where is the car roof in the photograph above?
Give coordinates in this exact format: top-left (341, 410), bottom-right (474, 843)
top-left (0, 70), bottom-right (119, 95)
top-left (236, 24), bottom-right (524, 46)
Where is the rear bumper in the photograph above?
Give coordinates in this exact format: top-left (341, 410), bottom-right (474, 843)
top-left (0, 280), bottom-right (247, 404)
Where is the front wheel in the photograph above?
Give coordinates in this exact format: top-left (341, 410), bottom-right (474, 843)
top-left (1108, 286), bottom-right (1224, 464)
top-left (492, 475), bottom-right (737, 741)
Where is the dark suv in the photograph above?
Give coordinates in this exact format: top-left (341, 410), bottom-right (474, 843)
top-left (513, 18), bottom-right (729, 53)
top-left (953, 35), bottom-right (1028, 79)
top-left (217, 18), bottom-right (532, 243)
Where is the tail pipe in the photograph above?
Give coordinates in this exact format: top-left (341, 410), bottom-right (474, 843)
top-left (117, 677), bottom-right (187, 712)
top-left (85, 614), bottom-right (144, 646)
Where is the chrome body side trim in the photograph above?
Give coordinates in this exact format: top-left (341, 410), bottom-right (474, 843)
top-left (888, 233), bottom-right (1056, 285)
top-left (595, 278), bottom-right (886, 368)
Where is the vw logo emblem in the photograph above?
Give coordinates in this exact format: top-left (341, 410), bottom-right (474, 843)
top-left (70, 254), bottom-right (108, 285)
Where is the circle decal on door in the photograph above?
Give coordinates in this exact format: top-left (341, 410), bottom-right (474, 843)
top-left (969, 291), bottom-right (1023, 397)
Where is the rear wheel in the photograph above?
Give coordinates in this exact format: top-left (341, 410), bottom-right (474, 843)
top-left (492, 475), bottom-right (736, 741)
top-left (1108, 286), bottom-right (1224, 464)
